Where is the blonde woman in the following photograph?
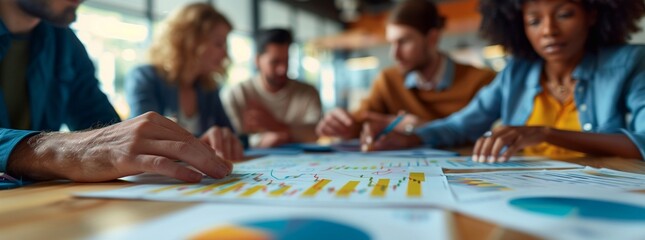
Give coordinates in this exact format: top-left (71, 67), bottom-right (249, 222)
top-left (126, 3), bottom-right (242, 161)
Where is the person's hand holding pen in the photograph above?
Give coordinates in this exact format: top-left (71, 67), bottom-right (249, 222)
top-left (362, 111), bottom-right (421, 134)
top-left (360, 112), bottom-right (423, 152)
top-left (316, 109), bottom-right (361, 139)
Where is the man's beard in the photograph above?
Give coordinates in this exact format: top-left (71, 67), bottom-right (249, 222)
top-left (17, 0), bottom-right (78, 27)
top-left (266, 76), bottom-right (287, 90)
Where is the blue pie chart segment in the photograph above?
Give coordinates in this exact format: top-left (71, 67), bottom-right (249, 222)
top-left (509, 197), bottom-right (645, 221)
top-left (244, 218), bottom-right (372, 240)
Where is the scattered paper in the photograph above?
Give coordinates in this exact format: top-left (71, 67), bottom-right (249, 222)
top-left (79, 156), bottom-right (453, 207)
top-left (452, 189), bottom-right (645, 240)
top-left (91, 204), bottom-right (453, 240)
top-left (435, 156), bottom-right (583, 170)
top-left (235, 155), bottom-right (582, 172)
top-left (446, 167), bottom-right (645, 201)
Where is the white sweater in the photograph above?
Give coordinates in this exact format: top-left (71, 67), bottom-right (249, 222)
top-left (222, 77), bottom-right (322, 146)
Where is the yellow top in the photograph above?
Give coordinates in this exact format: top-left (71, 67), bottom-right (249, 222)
top-left (523, 88), bottom-right (585, 158)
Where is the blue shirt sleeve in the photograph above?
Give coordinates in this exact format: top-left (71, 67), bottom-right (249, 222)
top-left (414, 68), bottom-right (504, 147)
top-left (621, 51), bottom-right (645, 160)
top-left (0, 129), bottom-right (38, 172)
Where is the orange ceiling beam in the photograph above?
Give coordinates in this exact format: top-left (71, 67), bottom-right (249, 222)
top-left (312, 0), bottom-right (482, 50)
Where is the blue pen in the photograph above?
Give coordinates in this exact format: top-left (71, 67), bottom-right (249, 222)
top-left (373, 113), bottom-right (406, 142)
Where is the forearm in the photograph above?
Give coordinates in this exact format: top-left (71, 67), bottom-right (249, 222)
top-left (9, 113), bottom-right (233, 183)
top-left (7, 133), bottom-right (67, 180)
top-left (545, 129), bottom-right (642, 159)
top-left (6, 131), bottom-right (104, 181)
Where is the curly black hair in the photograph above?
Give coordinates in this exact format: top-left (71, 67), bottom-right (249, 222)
top-left (479, 0), bottom-right (645, 60)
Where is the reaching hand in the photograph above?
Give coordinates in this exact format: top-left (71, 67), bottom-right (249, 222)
top-left (472, 126), bottom-right (551, 163)
top-left (316, 108), bottom-right (359, 139)
top-left (242, 100), bottom-right (287, 133)
top-left (360, 122), bottom-right (422, 152)
top-left (7, 112), bottom-right (233, 183)
top-left (200, 126), bottom-right (244, 162)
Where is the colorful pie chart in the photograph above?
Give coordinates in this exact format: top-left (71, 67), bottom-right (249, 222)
top-left (190, 218), bottom-right (371, 240)
top-left (509, 197), bottom-right (645, 221)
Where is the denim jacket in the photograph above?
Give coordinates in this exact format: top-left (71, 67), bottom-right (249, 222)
top-left (125, 65), bottom-right (235, 136)
top-left (415, 45), bottom-right (645, 159)
top-left (0, 20), bottom-right (120, 172)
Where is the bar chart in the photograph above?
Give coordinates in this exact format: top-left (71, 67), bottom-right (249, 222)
top-left (80, 166), bottom-right (453, 206)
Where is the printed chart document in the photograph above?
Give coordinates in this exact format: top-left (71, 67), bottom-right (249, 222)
top-left (434, 156), bottom-right (583, 170)
top-left (91, 204), bottom-right (453, 240)
top-left (453, 189), bottom-right (645, 240)
top-left (352, 148), bottom-right (458, 158)
top-left (234, 155), bottom-right (582, 172)
top-left (78, 155), bottom-right (454, 207)
top-left (329, 140), bottom-right (456, 156)
top-left (233, 155), bottom-right (446, 172)
top-left (446, 167), bottom-right (645, 201)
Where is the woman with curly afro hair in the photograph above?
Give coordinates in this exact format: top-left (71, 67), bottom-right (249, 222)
top-left (363, 0), bottom-right (645, 163)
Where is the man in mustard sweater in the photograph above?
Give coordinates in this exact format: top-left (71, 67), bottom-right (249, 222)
top-left (316, 0), bottom-right (495, 144)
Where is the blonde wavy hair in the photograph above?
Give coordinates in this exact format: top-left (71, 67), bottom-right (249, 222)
top-left (148, 3), bottom-right (232, 90)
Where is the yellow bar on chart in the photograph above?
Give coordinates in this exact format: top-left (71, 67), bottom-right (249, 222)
top-left (410, 172), bottom-right (426, 181)
top-left (370, 179), bottom-right (390, 197)
top-left (239, 185), bottom-right (266, 197)
top-left (183, 179), bottom-right (240, 196)
top-left (336, 181), bottom-right (360, 198)
top-left (302, 179), bottom-right (331, 197)
top-left (215, 182), bottom-right (246, 195)
top-left (149, 185), bottom-right (184, 194)
top-left (269, 185), bottom-right (291, 197)
top-left (407, 172), bottom-right (425, 197)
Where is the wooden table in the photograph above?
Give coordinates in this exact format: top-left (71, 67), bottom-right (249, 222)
top-left (1, 156), bottom-right (644, 240)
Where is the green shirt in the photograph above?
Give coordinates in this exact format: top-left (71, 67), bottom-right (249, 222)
top-left (0, 35), bottom-right (30, 130)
